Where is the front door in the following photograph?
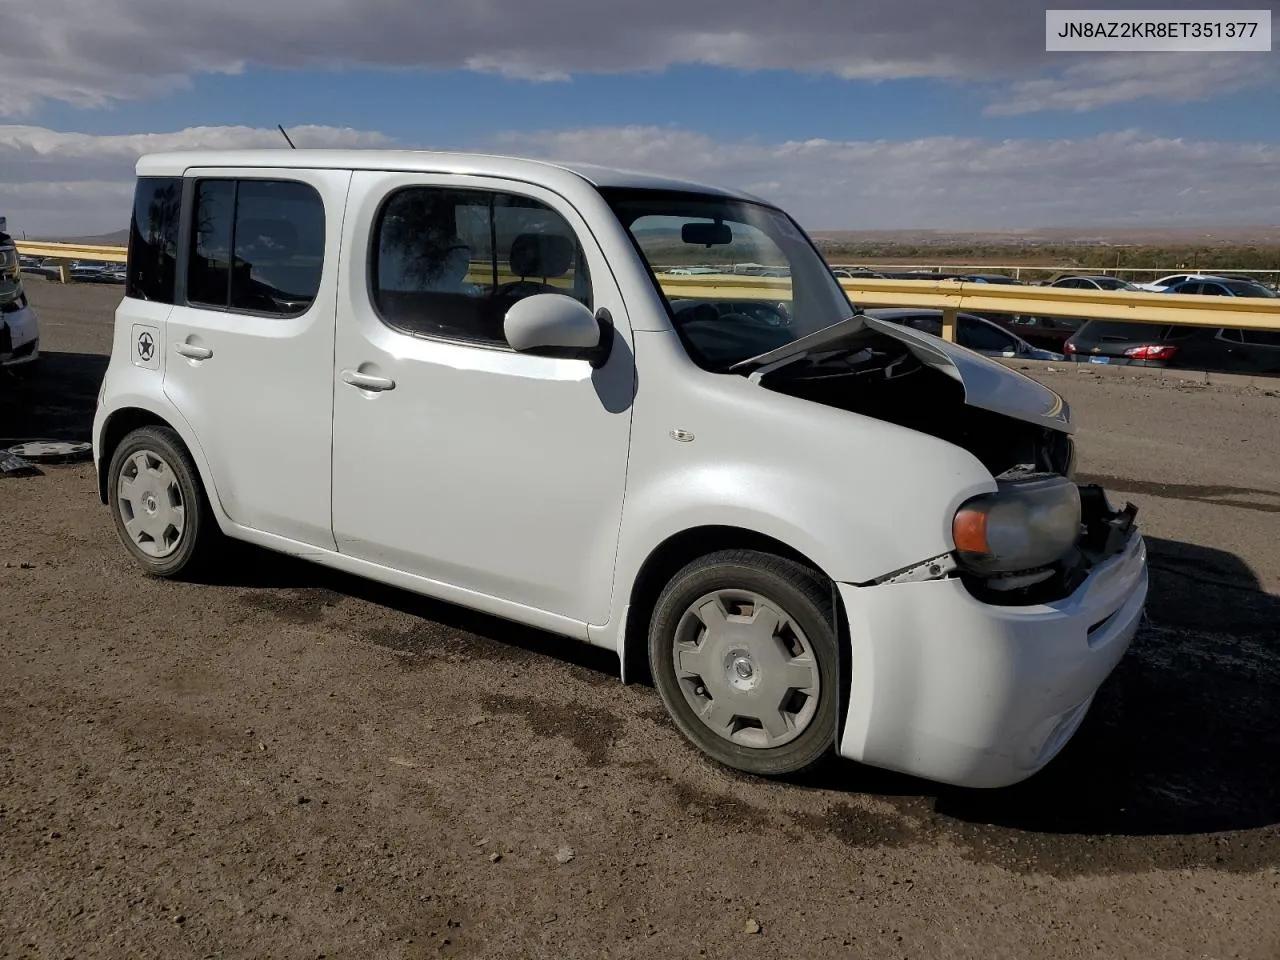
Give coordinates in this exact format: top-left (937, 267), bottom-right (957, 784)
top-left (330, 172), bottom-right (635, 627)
top-left (162, 168), bottom-right (350, 549)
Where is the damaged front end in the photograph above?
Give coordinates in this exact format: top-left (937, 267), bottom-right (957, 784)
top-left (955, 477), bottom-right (1139, 605)
top-left (743, 313), bottom-right (1138, 606)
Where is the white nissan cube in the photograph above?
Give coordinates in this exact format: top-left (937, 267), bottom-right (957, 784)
top-left (93, 150), bottom-right (1148, 788)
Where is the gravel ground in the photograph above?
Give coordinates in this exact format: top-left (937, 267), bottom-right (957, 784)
top-left (2, 280), bottom-right (1279, 960)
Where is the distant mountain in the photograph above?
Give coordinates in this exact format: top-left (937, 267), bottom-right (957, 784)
top-left (34, 229), bottom-right (130, 246)
top-left (808, 225), bottom-right (1280, 247)
top-left (65, 229), bottom-right (130, 246)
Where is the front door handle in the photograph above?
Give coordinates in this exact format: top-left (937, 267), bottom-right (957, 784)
top-left (175, 343), bottom-right (213, 360)
top-left (341, 369), bottom-right (396, 392)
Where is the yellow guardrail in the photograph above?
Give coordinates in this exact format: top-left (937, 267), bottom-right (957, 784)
top-left (658, 273), bottom-right (1280, 341)
top-left (827, 263), bottom-right (1280, 281)
top-left (16, 243), bottom-right (1280, 342)
top-left (17, 241), bottom-right (129, 263)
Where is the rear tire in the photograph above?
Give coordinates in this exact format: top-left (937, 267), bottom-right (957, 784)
top-left (107, 426), bottom-right (222, 579)
top-left (648, 549), bottom-right (840, 777)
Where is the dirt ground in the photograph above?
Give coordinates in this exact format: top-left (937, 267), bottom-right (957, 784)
top-left (2, 281), bottom-right (1279, 960)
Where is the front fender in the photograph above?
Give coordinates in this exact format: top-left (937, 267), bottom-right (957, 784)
top-left (598, 333), bottom-right (1001, 659)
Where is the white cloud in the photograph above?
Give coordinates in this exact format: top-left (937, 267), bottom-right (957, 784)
top-left (3, 122), bottom-right (1278, 236)
top-left (499, 126), bottom-right (1280, 229)
top-left (0, 124), bottom-right (397, 236)
top-left (986, 53), bottom-right (1278, 115)
top-left (1, 0), bottom-right (1275, 116)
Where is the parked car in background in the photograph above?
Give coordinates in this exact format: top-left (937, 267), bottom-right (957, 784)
top-left (995, 275), bottom-right (1144, 351)
top-left (865, 308), bottom-right (1064, 360)
top-left (1064, 320), bottom-right (1280, 373)
top-left (988, 315), bottom-right (1081, 352)
top-left (952, 273), bottom-right (1025, 285)
top-left (0, 233), bottom-right (39, 374)
top-left (1131, 273), bottom-right (1227, 293)
top-left (1164, 277), bottom-right (1279, 299)
top-left (1047, 275), bottom-right (1141, 292)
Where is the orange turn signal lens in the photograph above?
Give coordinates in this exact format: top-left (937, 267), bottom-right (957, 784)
top-left (952, 505), bottom-right (991, 556)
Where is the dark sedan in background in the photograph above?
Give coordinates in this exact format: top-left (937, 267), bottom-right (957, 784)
top-left (1063, 276), bottom-right (1280, 373)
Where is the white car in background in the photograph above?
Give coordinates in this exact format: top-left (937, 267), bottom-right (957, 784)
top-left (0, 235), bottom-right (39, 373)
top-left (1132, 273), bottom-right (1228, 293)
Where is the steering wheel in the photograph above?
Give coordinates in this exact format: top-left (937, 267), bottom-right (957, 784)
top-left (744, 303), bottom-right (791, 328)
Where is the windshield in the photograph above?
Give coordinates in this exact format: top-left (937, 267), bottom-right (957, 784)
top-left (600, 188), bottom-right (858, 370)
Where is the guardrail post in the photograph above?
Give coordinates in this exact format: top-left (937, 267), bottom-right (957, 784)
top-left (58, 263), bottom-right (70, 284)
top-left (941, 306), bottom-right (957, 342)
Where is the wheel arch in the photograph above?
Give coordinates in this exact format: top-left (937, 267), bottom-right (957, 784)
top-left (96, 402), bottom-right (225, 526)
top-left (620, 524), bottom-right (854, 758)
top-left (622, 526), bottom-right (847, 684)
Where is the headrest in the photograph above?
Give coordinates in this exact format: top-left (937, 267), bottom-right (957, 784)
top-left (238, 218), bottom-right (298, 254)
top-left (509, 233), bottom-right (573, 279)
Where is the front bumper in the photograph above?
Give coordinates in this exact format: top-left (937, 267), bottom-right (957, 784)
top-left (836, 528), bottom-right (1147, 788)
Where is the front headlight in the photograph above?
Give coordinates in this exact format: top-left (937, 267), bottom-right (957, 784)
top-left (952, 475), bottom-right (1081, 574)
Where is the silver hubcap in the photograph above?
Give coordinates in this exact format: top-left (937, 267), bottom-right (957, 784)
top-left (117, 450), bottom-right (185, 558)
top-left (673, 589), bottom-right (821, 749)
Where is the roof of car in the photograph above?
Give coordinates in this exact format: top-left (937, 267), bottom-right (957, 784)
top-left (134, 149), bottom-right (767, 203)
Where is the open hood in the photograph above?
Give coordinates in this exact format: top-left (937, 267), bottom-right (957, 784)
top-left (732, 312), bottom-right (1073, 435)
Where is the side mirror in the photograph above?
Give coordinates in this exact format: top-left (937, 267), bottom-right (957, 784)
top-left (504, 293), bottom-right (614, 368)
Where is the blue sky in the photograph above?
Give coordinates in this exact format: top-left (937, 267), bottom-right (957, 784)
top-left (29, 66), bottom-right (1280, 147)
top-left (3, 0), bottom-right (1278, 235)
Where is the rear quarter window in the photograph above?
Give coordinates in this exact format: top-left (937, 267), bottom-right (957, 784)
top-left (126, 177), bottom-right (182, 303)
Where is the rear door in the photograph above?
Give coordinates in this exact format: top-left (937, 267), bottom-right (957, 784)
top-left (162, 168), bottom-right (349, 549)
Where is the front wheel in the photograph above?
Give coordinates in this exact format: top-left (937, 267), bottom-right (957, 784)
top-left (648, 549), bottom-right (840, 777)
top-left (107, 426), bottom-right (222, 579)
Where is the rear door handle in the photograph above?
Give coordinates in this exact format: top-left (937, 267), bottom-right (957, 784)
top-left (341, 369), bottom-right (396, 392)
top-left (175, 343), bottom-right (213, 360)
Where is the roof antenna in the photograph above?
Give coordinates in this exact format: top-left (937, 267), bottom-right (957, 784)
top-left (277, 124), bottom-right (297, 149)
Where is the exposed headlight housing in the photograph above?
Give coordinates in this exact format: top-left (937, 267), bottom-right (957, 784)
top-left (952, 475), bottom-right (1081, 574)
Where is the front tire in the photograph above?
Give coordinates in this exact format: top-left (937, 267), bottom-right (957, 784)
top-left (648, 549), bottom-right (840, 777)
top-left (107, 426), bottom-right (221, 579)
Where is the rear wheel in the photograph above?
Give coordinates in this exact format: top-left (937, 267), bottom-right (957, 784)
top-left (648, 549), bottom-right (840, 776)
top-left (107, 426), bottom-right (222, 579)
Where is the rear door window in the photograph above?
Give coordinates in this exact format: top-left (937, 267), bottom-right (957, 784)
top-left (186, 177), bottom-right (325, 316)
